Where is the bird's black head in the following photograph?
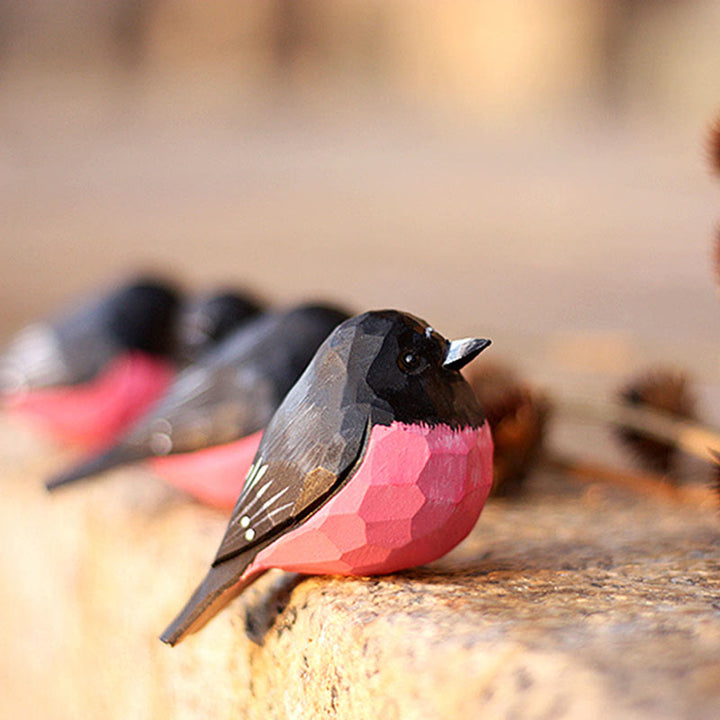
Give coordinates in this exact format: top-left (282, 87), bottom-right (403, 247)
top-left (336, 310), bottom-right (491, 428)
top-left (105, 278), bottom-right (181, 356)
top-left (176, 290), bottom-right (262, 363)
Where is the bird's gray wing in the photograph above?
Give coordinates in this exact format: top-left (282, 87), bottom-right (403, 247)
top-left (122, 361), bottom-right (275, 456)
top-left (45, 354), bottom-right (275, 490)
top-left (212, 345), bottom-right (372, 566)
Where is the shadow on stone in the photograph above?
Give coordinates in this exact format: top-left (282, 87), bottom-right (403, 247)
top-left (244, 572), bottom-right (306, 645)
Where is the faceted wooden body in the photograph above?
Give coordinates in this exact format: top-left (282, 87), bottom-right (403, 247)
top-left (160, 311), bottom-right (493, 646)
top-left (243, 420), bottom-right (493, 578)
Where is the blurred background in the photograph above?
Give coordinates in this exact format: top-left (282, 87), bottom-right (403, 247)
top-left (1, 4), bottom-right (720, 718)
top-left (1, 0), bottom-right (719, 401)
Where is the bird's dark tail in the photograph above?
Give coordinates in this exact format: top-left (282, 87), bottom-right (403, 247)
top-left (45, 443), bottom-right (149, 491)
top-left (160, 552), bottom-right (264, 646)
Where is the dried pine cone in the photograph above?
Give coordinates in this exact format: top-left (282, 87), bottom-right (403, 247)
top-left (709, 115), bottom-right (720, 175)
top-left (617, 369), bottom-right (695, 475)
top-left (465, 361), bottom-right (551, 497)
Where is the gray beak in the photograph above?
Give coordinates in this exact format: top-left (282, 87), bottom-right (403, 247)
top-left (442, 337), bottom-right (491, 371)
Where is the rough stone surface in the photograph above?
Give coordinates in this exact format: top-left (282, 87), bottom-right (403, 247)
top-left (0, 417), bottom-right (719, 720)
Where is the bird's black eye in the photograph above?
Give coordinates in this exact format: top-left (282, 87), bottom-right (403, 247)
top-left (398, 350), bottom-right (427, 375)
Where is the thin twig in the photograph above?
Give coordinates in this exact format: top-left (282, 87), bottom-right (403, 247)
top-left (555, 396), bottom-right (720, 464)
top-left (547, 454), bottom-right (717, 508)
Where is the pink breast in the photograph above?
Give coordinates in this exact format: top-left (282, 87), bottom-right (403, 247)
top-left (245, 420), bottom-right (493, 578)
top-left (149, 431), bottom-right (263, 510)
top-left (6, 352), bottom-right (174, 451)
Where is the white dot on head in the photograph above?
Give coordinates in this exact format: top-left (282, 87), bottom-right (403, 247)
top-left (244, 528), bottom-right (255, 542)
top-left (240, 515), bottom-right (250, 528)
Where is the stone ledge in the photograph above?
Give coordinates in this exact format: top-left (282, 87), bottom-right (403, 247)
top-left (1, 417), bottom-right (719, 719)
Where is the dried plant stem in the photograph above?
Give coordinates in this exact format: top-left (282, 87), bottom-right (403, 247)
top-left (547, 454), bottom-right (716, 507)
top-left (555, 397), bottom-right (720, 464)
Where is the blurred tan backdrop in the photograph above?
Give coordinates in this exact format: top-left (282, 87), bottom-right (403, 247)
top-left (1, 0), bottom-right (719, 386)
top-left (1, 5), bottom-right (720, 717)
